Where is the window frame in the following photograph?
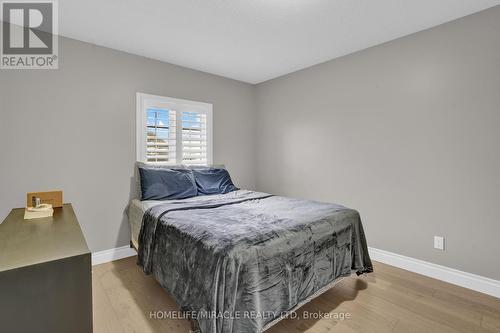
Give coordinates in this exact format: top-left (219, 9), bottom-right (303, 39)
top-left (136, 92), bottom-right (213, 165)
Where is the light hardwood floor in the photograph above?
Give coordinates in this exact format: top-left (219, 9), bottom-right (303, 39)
top-left (93, 257), bottom-right (500, 333)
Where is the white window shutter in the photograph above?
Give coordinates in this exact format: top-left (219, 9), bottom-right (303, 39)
top-left (145, 108), bottom-right (177, 163)
top-left (182, 111), bottom-right (208, 165)
top-left (136, 93), bottom-right (213, 165)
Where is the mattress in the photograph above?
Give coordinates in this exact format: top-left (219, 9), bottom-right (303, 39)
top-left (128, 199), bottom-right (164, 248)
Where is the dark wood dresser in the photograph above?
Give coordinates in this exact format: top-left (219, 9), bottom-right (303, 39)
top-left (0, 204), bottom-right (92, 333)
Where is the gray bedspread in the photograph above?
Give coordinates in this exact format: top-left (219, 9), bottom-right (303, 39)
top-left (138, 190), bottom-right (372, 333)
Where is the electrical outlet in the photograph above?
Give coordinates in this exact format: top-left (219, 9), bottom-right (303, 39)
top-left (434, 236), bottom-right (444, 250)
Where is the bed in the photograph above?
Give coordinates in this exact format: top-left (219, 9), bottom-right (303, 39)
top-left (128, 188), bottom-right (372, 333)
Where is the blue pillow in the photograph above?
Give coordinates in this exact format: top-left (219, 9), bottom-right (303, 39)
top-left (139, 168), bottom-right (197, 200)
top-left (192, 168), bottom-right (238, 195)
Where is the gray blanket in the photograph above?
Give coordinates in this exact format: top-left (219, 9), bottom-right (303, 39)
top-left (138, 190), bottom-right (372, 333)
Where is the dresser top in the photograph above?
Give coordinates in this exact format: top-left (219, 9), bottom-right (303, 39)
top-left (0, 204), bottom-right (90, 272)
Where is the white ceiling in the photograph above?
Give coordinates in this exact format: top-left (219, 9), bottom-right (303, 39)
top-left (59, 0), bottom-right (500, 84)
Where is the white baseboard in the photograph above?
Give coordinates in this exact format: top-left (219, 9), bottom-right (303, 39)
top-left (92, 245), bottom-right (137, 266)
top-left (369, 247), bottom-right (500, 299)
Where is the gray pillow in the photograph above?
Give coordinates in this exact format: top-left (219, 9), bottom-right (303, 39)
top-left (139, 167), bottom-right (197, 200)
top-left (192, 168), bottom-right (238, 195)
top-left (134, 162), bottom-right (186, 199)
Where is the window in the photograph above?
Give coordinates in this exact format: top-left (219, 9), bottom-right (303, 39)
top-left (136, 93), bottom-right (213, 165)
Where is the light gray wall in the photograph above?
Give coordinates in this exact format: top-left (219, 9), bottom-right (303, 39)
top-left (1, 6), bottom-right (499, 281)
top-left (0, 37), bottom-right (257, 252)
top-left (255, 6), bottom-right (500, 280)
